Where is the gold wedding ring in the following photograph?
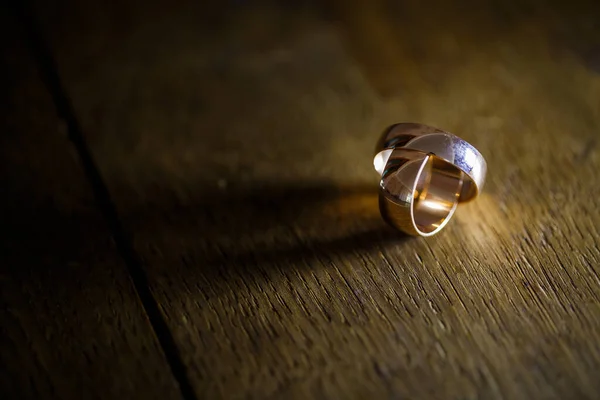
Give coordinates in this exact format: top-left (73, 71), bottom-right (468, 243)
top-left (374, 123), bottom-right (487, 237)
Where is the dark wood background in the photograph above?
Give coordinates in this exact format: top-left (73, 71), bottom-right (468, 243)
top-left (2, 0), bottom-right (600, 399)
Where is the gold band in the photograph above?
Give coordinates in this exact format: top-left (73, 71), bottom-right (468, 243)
top-left (374, 123), bottom-right (487, 236)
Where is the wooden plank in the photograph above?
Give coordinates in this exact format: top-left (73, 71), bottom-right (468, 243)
top-left (31, 0), bottom-right (600, 398)
top-left (0, 9), bottom-right (181, 400)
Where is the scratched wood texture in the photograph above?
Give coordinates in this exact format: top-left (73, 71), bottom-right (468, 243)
top-left (0, 9), bottom-right (181, 400)
top-left (13, 0), bottom-right (600, 398)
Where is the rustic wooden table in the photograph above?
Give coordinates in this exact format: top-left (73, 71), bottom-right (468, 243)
top-left (2, 0), bottom-right (600, 399)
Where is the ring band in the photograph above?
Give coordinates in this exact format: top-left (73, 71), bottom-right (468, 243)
top-left (374, 123), bottom-right (487, 236)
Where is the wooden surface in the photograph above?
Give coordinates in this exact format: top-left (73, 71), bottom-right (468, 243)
top-left (3, 0), bottom-right (600, 398)
top-left (0, 9), bottom-right (180, 400)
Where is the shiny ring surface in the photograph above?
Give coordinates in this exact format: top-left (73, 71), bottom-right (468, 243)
top-left (374, 123), bottom-right (487, 237)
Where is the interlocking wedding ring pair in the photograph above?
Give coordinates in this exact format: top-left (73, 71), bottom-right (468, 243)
top-left (374, 123), bottom-right (487, 237)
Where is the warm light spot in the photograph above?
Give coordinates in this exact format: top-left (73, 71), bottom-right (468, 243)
top-left (455, 193), bottom-right (515, 250)
top-left (418, 198), bottom-right (449, 212)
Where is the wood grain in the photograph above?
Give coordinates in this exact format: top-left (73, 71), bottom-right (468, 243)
top-left (28, 0), bottom-right (600, 398)
top-left (0, 9), bottom-right (181, 400)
